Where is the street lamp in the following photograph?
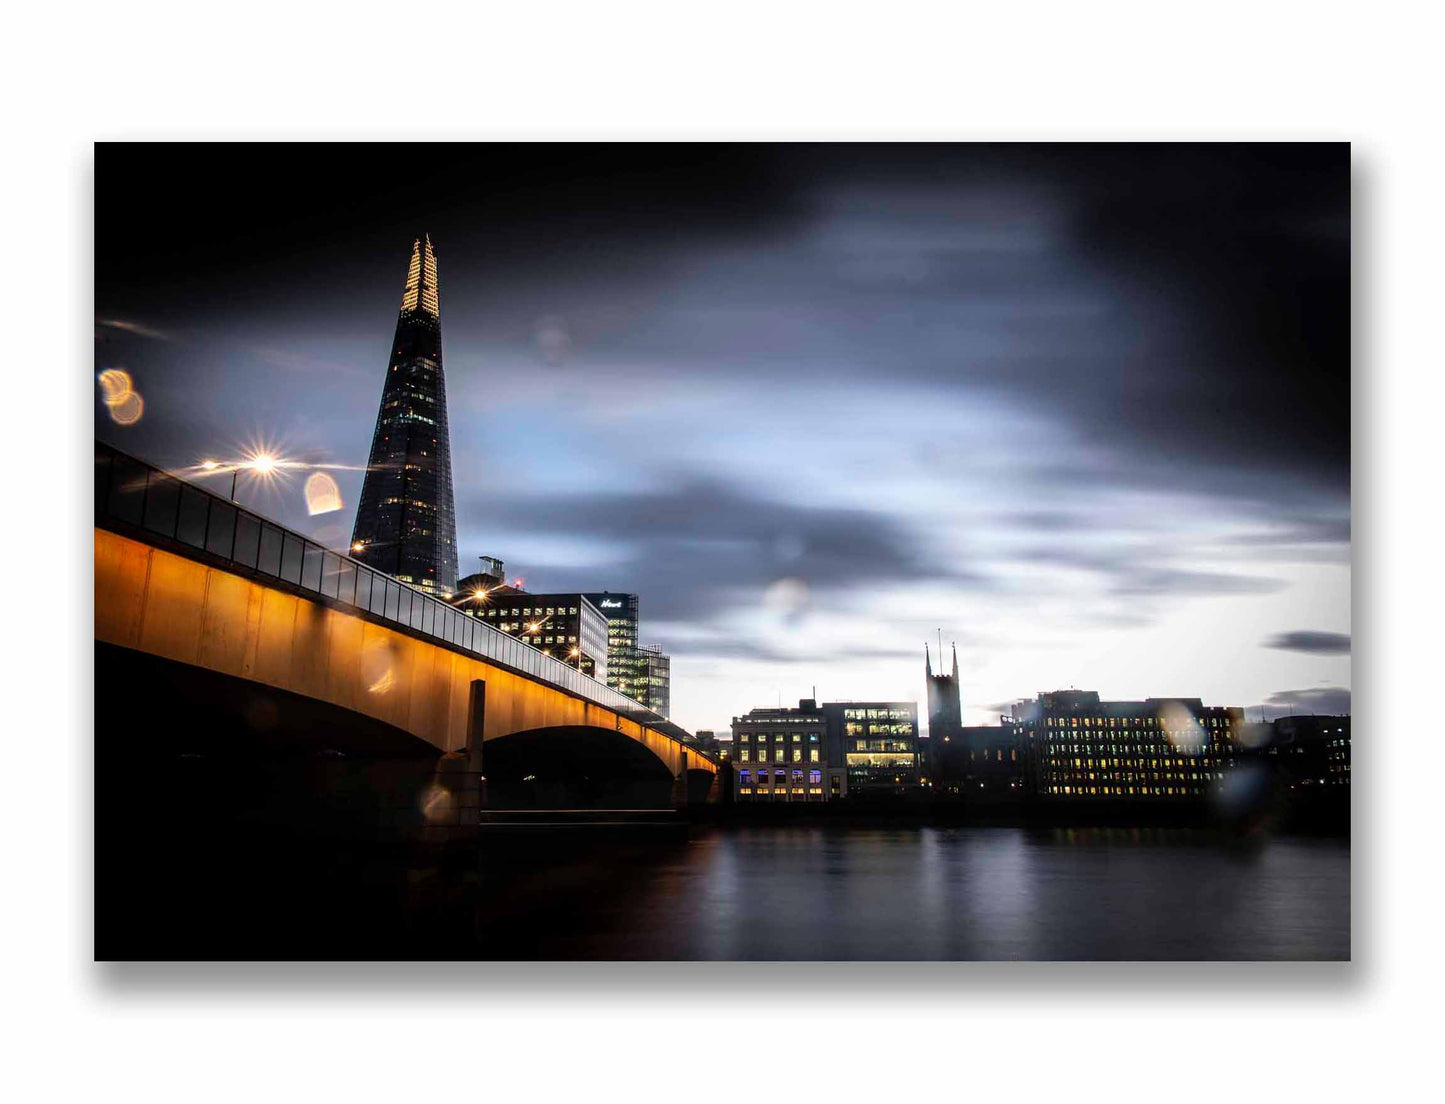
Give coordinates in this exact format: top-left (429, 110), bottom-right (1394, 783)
top-left (570, 646), bottom-right (582, 672)
top-left (231, 453), bottom-right (277, 502)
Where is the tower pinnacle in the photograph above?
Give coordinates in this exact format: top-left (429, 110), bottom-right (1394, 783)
top-left (400, 234), bottom-right (440, 318)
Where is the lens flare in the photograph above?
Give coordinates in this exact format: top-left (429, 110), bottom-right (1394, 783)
top-left (1159, 700), bottom-right (1207, 757)
top-left (108, 390), bottom-right (144, 425)
top-left (362, 637), bottom-right (396, 696)
top-left (764, 577), bottom-right (811, 623)
top-left (98, 369), bottom-right (144, 425)
top-left (98, 368), bottom-right (132, 404)
top-left (420, 784), bottom-right (453, 822)
top-left (304, 471), bottom-right (343, 515)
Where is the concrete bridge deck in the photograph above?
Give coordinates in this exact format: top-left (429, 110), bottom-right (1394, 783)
top-left (93, 441), bottom-right (716, 813)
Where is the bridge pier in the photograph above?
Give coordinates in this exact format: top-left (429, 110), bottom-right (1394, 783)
top-left (418, 678), bottom-right (487, 842)
top-left (671, 748), bottom-right (689, 810)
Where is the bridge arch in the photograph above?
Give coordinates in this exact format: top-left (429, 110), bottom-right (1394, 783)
top-left (481, 725), bottom-right (676, 808)
top-left (93, 522), bottom-right (715, 787)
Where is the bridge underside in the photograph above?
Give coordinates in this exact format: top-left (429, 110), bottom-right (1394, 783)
top-left (98, 642), bottom-right (714, 816)
top-left (484, 726), bottom-right (717, 809)
top-left (94, 527), bottom-right (715, 784)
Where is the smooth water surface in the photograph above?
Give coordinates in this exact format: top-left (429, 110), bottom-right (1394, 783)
top-left (434, 825), bottom-right (1349, 961)
top-left (101, 824), bottom-right (1350, 960)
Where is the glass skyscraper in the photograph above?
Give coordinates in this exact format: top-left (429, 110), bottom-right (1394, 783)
top-left (350, 235), bottom-right (459, 594)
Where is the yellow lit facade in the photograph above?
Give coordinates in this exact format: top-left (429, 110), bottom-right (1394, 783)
top-left (730, 701), bottom-right (829, 802)
top-left (1014, 691), bottom-right (1245, 800)
top-left (400, 234), bottom-right (440, 318)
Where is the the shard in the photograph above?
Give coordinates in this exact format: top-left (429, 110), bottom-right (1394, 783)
top-left (349, 234), bottom-right (459, 594)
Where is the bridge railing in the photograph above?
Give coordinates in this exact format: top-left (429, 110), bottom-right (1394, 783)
top-left (94, 440), bottom-right (697, 744)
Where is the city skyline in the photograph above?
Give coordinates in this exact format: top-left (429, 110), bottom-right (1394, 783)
top-left (94, 144), bottom-right (1350, 733)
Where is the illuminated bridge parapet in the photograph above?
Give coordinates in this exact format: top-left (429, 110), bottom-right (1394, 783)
top-left (93, 440), bottom-right (714, 775)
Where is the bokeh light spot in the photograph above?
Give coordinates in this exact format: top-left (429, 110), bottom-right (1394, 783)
top-left (304, 471), bottom-right (343, 515)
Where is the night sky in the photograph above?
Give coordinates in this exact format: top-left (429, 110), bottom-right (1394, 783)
top-left (95, 143), bottom-right (1351, 732)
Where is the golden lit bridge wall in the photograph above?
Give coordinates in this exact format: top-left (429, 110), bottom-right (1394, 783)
top-left (93, 442), bottom-right (716, 784)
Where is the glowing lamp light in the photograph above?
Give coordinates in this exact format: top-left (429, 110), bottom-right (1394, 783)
top-left (352, 541), bottom-right (366, 552)
top-left (248, 454), bottom-right (277, 474)
top-left (200, 459), bottom-right (220, 471)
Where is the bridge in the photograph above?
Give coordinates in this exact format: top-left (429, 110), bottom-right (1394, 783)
top-left (93, 440), bottom-right (718, 835)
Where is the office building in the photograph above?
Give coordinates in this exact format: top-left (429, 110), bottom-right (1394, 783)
top-left (1271, 714), bottom-right (1351, 788)
top-left (688, 730), bottom-right (733, 761)
top-left (639, 643), bottom-right (671, 717)
top-left (350, 234), bottom-right (459, 595)
top-left (462, 555), bottom-right (507, 592)
top-left (583, 592), bottom-right (644, 702)
top-left (823, 701), bottom-right (922, 796)
top-left (1014, 690), bottom-right (1246, 800)
top-left (730, 700), bottom-right (835, 801)
top-left (450, 588), bottom-right (609, 681)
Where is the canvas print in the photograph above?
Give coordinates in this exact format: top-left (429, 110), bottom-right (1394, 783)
top-left (94, 143), bottom-right (1349, 960)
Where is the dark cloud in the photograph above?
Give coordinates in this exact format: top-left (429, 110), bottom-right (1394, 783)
top-left (984, 701), bottom-right (1028, 715)
top-left (996, 510), bottom-right (1098, 533)
top-left (97, 143), bottom-right (1348, 505)
top-left (1263, 631), bottom-right (1351, 656)
top-left (1258, 686), bottom-right (1351, 716)
top-left (1226, 516), bottom-right (1352, 546)
top-left (1110, 567), bottom-right (1285, 598)
top-left (674, 640), bottom-right (921, 664)
top-left (1014, 547), bottom-right (1285, 597)
top-left (469, 479), bottom-right (993, 623)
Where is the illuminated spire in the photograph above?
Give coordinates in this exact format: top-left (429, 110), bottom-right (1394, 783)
top-left (925, 643), bottom-right (933, 678)
top-left (951, 642), bottom-right (958, 680)
top-left (399, 234), bottom-right (440, 318)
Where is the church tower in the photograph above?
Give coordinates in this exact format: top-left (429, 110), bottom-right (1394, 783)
top-left (926, 641), bottom-right (963, 745)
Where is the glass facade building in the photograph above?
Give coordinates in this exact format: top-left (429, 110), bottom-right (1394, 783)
top-left (824, 701), bottom-right (922, 795)
top-left (639, 643), bottom-right (671, 718)
top-left (583, 592), bottom-right (644, 701)
top-left (350, 234), bottom-right (459, 595)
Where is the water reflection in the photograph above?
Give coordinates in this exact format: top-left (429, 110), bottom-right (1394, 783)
top-left (103, 824), bottom-right (1350, 960)
top-left (455, 826), bottom-right (1348, 961)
